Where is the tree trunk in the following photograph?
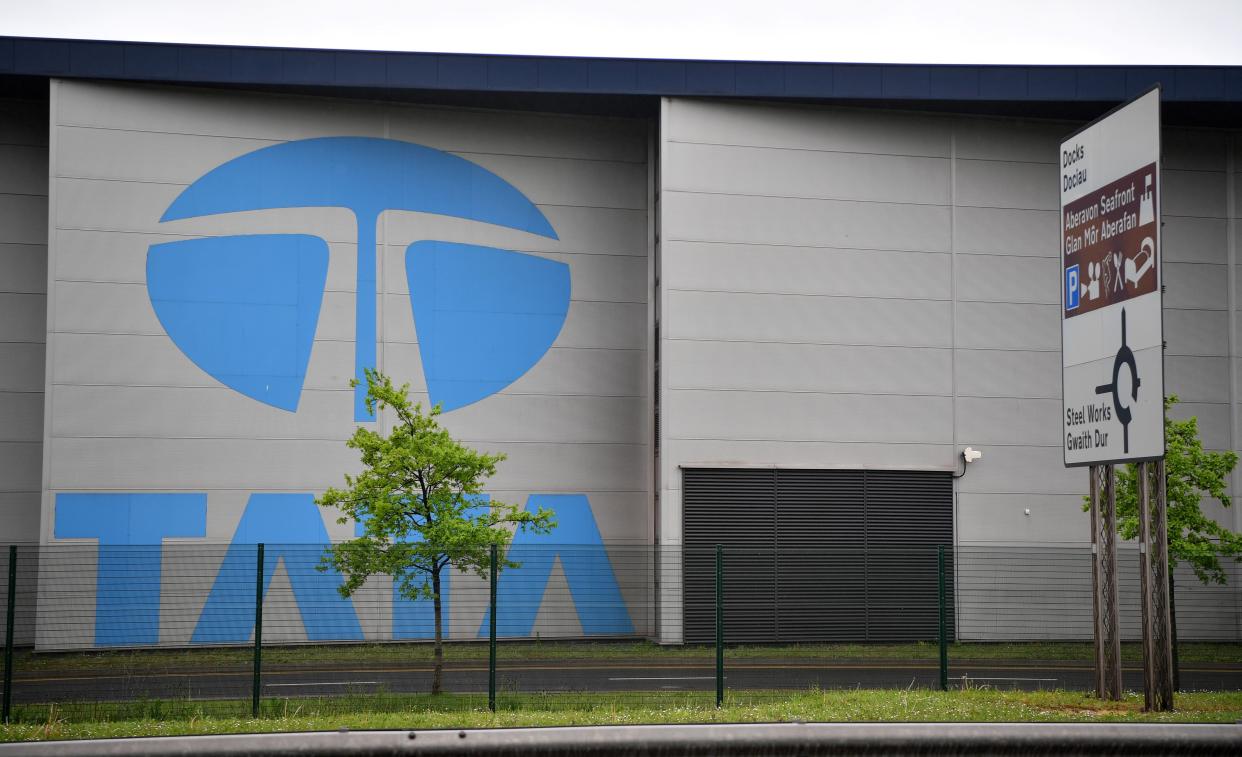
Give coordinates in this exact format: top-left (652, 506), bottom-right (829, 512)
top-left (432, 567), bottom-right (444, 696)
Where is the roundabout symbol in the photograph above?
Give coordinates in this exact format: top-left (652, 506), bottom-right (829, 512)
top-left (1093, 307), bottom-right (1140, 454)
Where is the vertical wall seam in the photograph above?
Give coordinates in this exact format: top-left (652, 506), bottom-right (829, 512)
top-left (1228, 135), bottom-right (1238, 533)
top-left (949, 128), bottom-right (962, 640)
top-left (647, 117), bottom-right (657, 547)
top-left (38, 79), bottom-right (58, 545)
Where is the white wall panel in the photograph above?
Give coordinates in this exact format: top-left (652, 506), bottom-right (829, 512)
top-left (1167, 308), bottom-right (1230, 356)
top-left (955, 349), bottom-right (1060, 399)
top-left (1162, 216), bottom-right (1227, 264)
top-left (955, 253), bottom-right (1059, 305)
top-left (954, 302), bottom-right (1059, 351)
top-left (1162, 168), bottom-right (1227, 219)
top-left (955, 397), bottom-right (1062, 447)
top-left (956, 493), bottom-right (1089, 544)
top-left (665, 290), bottom-right (953, 347)
top-left (664, 341), bottom-right (952, 396)
top-left (663, 191), bottom-right (951, 252)
top-left (954, 159), bottom-right (1058, 211)
top-left (663, 141), bottom-right (949, 205)
top-left (665, 389), bottom-right (952, 444)
top-left (46, 81), bottom-right (651, 566)
top-left (661, 242), bottom-right (950, 300)
top-left (954, 206), bottom-right (1057, 257)
top-left (1164, 262), bottom-right (1229, 310)
top-left (659, 97), bottom-right (1240, 580)
top-left (664, 99), bottom-right (950, 158)
top-left (1166, 356), bottom-right (1231, 403)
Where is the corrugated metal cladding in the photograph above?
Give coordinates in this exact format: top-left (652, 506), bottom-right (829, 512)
top-left (683, 468), bottom-right (953, 643)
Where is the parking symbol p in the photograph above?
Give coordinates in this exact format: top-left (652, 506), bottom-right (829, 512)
top-left (1065, 265), bottom-right (1080, 311)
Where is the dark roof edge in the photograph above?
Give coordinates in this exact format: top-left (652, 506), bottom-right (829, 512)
top-left (2, 36), bottom-right (1240, 103)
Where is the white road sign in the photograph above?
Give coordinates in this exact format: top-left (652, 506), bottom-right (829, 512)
top-left (1061, 87), bottom-right (1164, 467)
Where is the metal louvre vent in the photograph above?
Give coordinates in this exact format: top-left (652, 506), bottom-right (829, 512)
top-left (682, 468), bottom-right (953, 643)
top-left (683, 468), bottom-right (776, 642)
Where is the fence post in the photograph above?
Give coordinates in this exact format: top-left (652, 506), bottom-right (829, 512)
top-left (252, 542), bottom-right (265, 719)
top-left (715, 544), bottom-right (723, 709)
top-left (937, 545), bottom-right (948, 692)
top-left (2, 545), bottom-right (15, 724)
top-left (489, 542), bottom-right (497, 713)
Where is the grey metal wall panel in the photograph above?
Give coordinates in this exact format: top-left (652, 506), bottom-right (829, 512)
top-left (0, 97), bottom-right (47, 544)
top-left (658, 97), bottom-right (1241, 643)
top-left (955, 254), bottom-right (1059, 305)
top-left (954, 206), bottom-right (1057, 257)
top-left (954, 397), bottom-right (1062, 447)
top-left (42, 80), bottom-right (653, 649)
top-left (665, 290), bottom-right (953, 347)
top-left (1162, 216), bottom-right (1227, 264)
top-left (1172, 402), bottom-right (1231, 451)
top-left (661, 242), bottom-right (951, 300)
top-left (0, 193), bottom-right (47, 245)
top-left (953, 445), bottom-right (1083, 495)
top-left (955, 349), bottom-right (1060, 399)
top-left (663, 191), bottom-right (952, 252)
top-left (664, 141), bottom-right (949, 205)
top-left (956, 492), bottom-right (1088, 544)
top-left (665, 390), bottom-right (952, 444)
top-left (1163, 168), bottom-right (1228, 219)
top-left (953, 119), bottom-right (1066, 163)
top-left (0, 442), bottom-right (41, 493)
top-left (0, 394), bottom-right (43, 441)
top-left (1165, 309), bottom-right (1230, 356)
top-left (0, 144), bottom-right (48, 195)
top-left (953, 302), bottom-right (1060, 351)
top-left (0, 292), bottom-right (44, 342)
top-left (0, 343), bottom-right (44, 393)
top-left (1164, 262), bottom-right (1229, 310)
top-left (1164, 129), bottom-right (1230, 172)
top-left (1165, 356), bottom-right (1231, 403)
top-left (954, 159), bottom-right (1058, 211)
top-left (663, 99), bottom-right (951, 158)
top-left (665, 341), bottom-right (953, 397)
top-left (0, 243), bottom-right (46, 293)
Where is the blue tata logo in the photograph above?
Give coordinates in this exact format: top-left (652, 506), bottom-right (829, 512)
top-left (146, 137), bottom-right (569, 421)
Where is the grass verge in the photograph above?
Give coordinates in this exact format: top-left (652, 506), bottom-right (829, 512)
top-left (12, 640), bottom-right (1242, 674)
top-left (3, 690), bottom-right (1241, 741)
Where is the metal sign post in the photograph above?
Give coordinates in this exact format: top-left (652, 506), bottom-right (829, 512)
top-left (1138, 460), bottom-right (1175, 710)
top-left (1090, 464), bottom-right (1122, 700)
top-left (1061, 86), bottom-right (1169, 708)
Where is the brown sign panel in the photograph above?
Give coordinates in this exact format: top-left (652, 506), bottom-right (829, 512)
top-left (1062, 162), bottom-right (1158, 319)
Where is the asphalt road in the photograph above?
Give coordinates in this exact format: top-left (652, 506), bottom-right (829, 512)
top-left (11, 660), bottom-right (1242, 704)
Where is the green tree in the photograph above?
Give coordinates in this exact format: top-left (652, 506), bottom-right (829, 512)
top-left (1110, 396), bottom-right (1242, 585)
top-left (318, 369), bottom-right (555, 694)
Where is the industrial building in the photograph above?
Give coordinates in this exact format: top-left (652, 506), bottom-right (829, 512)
top-left (1, 37), bottom-right (1240, 648)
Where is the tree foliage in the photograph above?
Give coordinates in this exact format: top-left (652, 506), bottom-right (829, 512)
top-left (317, 369), bottom-right (554, 692)
top-left (1095, 395), bottom-right (1242, 585)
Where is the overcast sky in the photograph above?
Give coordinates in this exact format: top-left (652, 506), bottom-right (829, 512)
top-left (4, 0), bottom-right (1242, 66)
